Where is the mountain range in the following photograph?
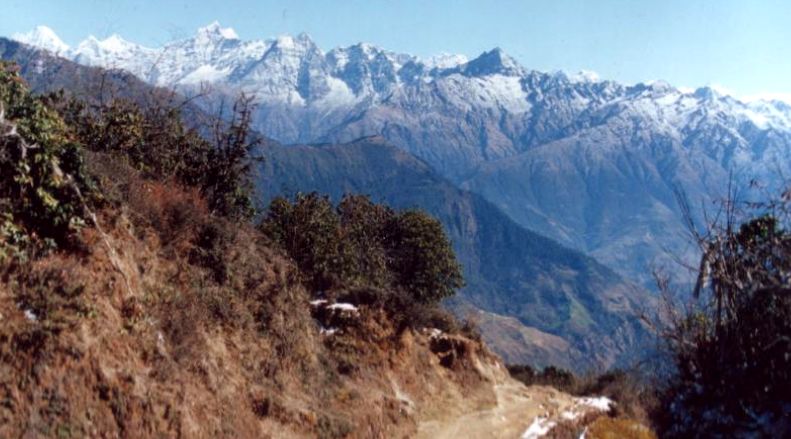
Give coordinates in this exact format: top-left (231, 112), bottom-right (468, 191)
top-left (8, 22), bottom-right (791, 371)
top-left (14, 23), bottom-right (791, 289)
top-left (1, 35), bottom-right (657, 370)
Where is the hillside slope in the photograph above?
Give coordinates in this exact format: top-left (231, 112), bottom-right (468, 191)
top-left (256, 136), bottom-right (655, 370)
top-left (0, 182), bottom-right (507, 437)
top-left (0, 97), bottom-right (512, 437)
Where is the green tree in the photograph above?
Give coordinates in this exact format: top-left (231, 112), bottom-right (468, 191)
top-left (260, 193), bottom-right (343, 291)
top-left (260, 194), bottom-right (464, 305)
top-left (337, 194), bottom-right (394, 288)
top-left (387, 210), bottom-right (464, 303)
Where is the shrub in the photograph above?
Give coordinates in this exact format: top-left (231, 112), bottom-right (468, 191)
top-left (336, 194), bottom-right (394, 288)
top-left (507, 364), bottom-right (577, 392)
top-left (0, 62), bottom-right (93, 255)
top-left (260, 193), bottom-right (343, 291)
top-left (654, 193), bottom-right (791, 437)
top-left (49, 89), bottom-right (261, 220)
top-left (260, 193), bottom-right (464, 308)
top-left (388, 209), bottom-right (464, 303)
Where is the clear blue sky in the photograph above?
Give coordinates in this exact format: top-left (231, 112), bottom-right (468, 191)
top-left (2, 0), bottom-right (790, 99)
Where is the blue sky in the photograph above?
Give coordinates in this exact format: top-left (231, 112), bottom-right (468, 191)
top-left (2, 0), bottom-right (789, 99)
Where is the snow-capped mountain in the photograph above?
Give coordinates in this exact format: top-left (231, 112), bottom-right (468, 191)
top-left (12, 25), bottom-right (70, 55)
top-left (13, 23), bottom-right (791, 287)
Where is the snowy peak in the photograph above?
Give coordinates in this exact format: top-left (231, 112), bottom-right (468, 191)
top-left (76, 34), bottom-right (141, 54)
top-left (424, 53), bottom-right (469, 70)
top-left (463, 48), bottom-right (522, 76)
top-left (569, 70), bottom-right (601, 83)
top-left (12, 25), bottom-right (69, 54)
top-left (196, 21), bottom-right (239, 41)
top-left (693, 86), bottom-right (722, 101)
top-left (267, 33), bottom-right (320, 56)
top-left (10, 22), bottom-right (791, 134)
top-left (70, 34), bottom-right (154, 72)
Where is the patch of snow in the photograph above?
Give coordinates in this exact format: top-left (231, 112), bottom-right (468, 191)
top-left (424, 53), bottom-right (469, 70)
top-left (576, 396), bottom-right (613, 411)
top-left (274, 35), bottom-right (297, 50)
top-left (561, 410), bottom-right (578, 420)
top-left (24, 309), bottom-right (37, 321)
top-left (328, 302), bottom-right (358, 312)
top-left (319, 326), bottom-right (338, 336)
top-left (180, 64), bottom-right (232, 84)
top-left (98, 34), bottom-right (131, 52)
top-left (315, 76), bottom-right (359, 107)
top-left (427, 328), bottom-right (443, 338)
top-left (390, 378), bottom-right (415, 408)
top-left (309, 299), bottom-right (328, 306)
top-left (522, 417), bottom-right (556, 439)
top-left (441, 73), bottom-right (530, 113)
top-left (742, 109), bottom-right (770, 129)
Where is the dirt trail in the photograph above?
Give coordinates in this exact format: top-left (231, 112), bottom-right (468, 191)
top-left (417, 378), bottom-right (581, 439)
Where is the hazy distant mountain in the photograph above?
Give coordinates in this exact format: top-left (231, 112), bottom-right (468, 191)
top-left (257, 136), bottom-right (654, 369)
top-left (15, 23), bottom-right (791, 288)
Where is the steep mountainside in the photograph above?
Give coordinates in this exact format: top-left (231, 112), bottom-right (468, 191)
top-left (14, 24), bottom-right (791, 288)
top-left (256, 136), bottom-right (654, 369)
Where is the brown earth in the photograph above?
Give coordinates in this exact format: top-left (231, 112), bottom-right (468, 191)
top-left (0, 164), bottom-right (569, 438)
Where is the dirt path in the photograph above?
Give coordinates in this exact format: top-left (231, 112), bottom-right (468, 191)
top-left (416, 379), bottom-right (580, 439)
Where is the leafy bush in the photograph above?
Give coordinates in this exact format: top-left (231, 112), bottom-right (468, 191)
top-left (0, 62), bottom-right (93, 256)
top-left (49, 89), bottom-right (261, 220)
top-left (260, 193), bottom-right (464, 307)
top-left (508, 364), bottom-right (577, 391)
top-left (260, 193), bottom-right (343, 291)
top-left (388, 209), bottom-right (464, 303)
top-left (655, 196), bottom-right (791, 437)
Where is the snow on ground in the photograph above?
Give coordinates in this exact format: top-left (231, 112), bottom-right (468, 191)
top-left (327, 302), bottom-right (358, 312)
top-left (180, 65), bottom-right (232, 84)
top-left (23, 309), bottom-right (37, 321)
top-left (319, 326), bottom-right (338, 336)
top-left (521, 395), bottom-right (613, 438)
top-left (315, 76), bottom-right (359, 108)
top-left (576, 396), bottom-right (613, 412)
top-left (426, 328), bottom-right (443, 339)
top-left (521, 417), bottom-right (556, 439)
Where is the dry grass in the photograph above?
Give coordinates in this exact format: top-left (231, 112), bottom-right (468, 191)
top-left (587, 417), bottom-right (657, 439)
top-left (0, 154), bottom-right (509, 438)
